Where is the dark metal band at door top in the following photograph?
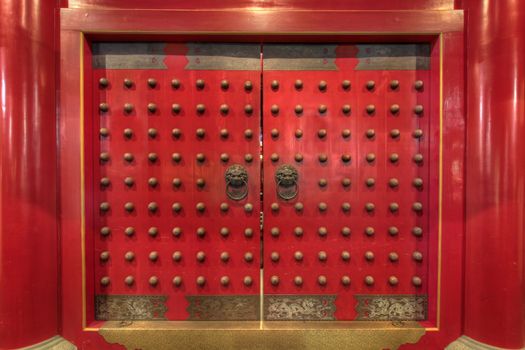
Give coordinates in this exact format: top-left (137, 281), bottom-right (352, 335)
top-left (93, 43), bottom-right (430, 72)
top-left (90, 42), bottom-right (432, 322)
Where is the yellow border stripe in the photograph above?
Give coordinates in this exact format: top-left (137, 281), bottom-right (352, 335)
top-left (437, 33), bottom-right (444, 330)
top-left (80, 32), bottom-right (87, 330)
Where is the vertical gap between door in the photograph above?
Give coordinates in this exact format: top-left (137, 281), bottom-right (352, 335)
top-left (259, 43), bottom-right (264, 327)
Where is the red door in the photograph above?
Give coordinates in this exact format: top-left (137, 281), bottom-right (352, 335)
top-left (91, 43), bottom-right (262, 321)
top-left (88, 42), bottom-right (437, 322)
top-left (261, 44), bottom-right (435, 321)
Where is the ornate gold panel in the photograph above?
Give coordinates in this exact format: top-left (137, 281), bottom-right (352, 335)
top-left (99, 321), bottom-right (425, 350)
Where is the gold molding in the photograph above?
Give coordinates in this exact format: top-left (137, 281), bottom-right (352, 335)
top-left (68, 7), bottom-right (455, 13)
top-left (99, 321), bottom-right (425, 350)
top-left (83, 30), bottom-right (443, 35)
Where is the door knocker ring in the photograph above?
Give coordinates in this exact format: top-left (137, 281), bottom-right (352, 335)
top-left (225, 164), bottom-right (249, 201)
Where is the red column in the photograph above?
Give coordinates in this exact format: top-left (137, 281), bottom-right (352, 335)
top-left (0, 1), bottom-right (58, 348)
top-left (463, 0), bottom-right (525, 348)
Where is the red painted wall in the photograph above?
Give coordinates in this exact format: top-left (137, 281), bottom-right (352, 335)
top-left (0, 0), bottom-right (58, 349)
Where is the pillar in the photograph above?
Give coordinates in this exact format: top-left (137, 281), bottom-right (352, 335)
top-left (0, 0), bottom-right (59, 348)
top-left (462, 0), bottom-right (525, 348)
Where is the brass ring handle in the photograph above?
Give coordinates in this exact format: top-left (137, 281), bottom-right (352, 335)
top-left (275, 164), bottom-right (299, 200)
top-left (226, 179), bottom-right (248, 201)
top-left (276, 179), bottom-right (298, 200)
top-left (225, 164), bottom-right (249, 201)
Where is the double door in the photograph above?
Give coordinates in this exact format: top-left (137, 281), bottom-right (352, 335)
top-left (91, 42), bottom-right (433, 322)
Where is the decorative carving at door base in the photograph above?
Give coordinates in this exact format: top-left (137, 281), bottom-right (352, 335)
top-left (264, 295), bottom-right (336, 320)
top-left (95, 295), bottom-right (168, 321)
top-left (186, 295), bottom-right (260, 321)
top-left (355, 294), bottom-right (428, 321)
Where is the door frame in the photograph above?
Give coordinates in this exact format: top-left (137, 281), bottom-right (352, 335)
top-left (59, 7), bottom-right (464, 349)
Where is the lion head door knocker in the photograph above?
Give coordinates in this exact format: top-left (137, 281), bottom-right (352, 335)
top-left (275, 164), bottom-right (299, 200)
top-left (225, 164), bottom-right (249, 201)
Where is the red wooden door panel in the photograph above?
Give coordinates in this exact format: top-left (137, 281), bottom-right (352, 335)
top-left (261, 44), bottom-right (434, 321)
top-left (90, 43), bottom-right (262, 321)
